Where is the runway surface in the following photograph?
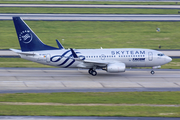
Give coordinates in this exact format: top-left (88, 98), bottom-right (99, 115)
top-left (1, 14), bottom-right (180, 21)
top-left (0, 68), bottom-right (180, 93)
top-left (1, 4), bottom-right (180, 9)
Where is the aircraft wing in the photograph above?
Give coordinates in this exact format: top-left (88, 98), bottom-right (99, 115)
top-left (70, 48), bottom-right (120, 67)
top-left (83, 60), bottom-right (109, 65)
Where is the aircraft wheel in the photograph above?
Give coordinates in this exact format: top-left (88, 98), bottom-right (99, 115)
top-left (88, 69), bottom-right (93, 75)
top-left (91, 70), bottom-right (97, 76)
top-left (150, 70), bottom-right (155, 75)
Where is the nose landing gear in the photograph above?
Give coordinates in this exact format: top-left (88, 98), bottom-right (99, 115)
top-left (150, 70), bottom-right (155, 75)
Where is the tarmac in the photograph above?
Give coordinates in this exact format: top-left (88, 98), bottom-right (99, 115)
top-left (2, 14), bottom-right (180, 21)
top-left (0, 68), bottom-right (180, 93)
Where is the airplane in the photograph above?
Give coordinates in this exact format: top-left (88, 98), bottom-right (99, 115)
top-left (10, 17), bottom-right (172, 76)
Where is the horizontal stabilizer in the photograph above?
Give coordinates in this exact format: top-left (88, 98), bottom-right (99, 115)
top-left (10, 48), bottom-right (35, 56)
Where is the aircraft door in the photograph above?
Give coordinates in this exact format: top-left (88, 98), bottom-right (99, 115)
top-left (46, 54), bottom-right (51, 63)
top-left (148, 52), bottom-right (153, 61)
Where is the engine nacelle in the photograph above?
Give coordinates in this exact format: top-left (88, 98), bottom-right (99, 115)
top-left (105, 63), bottom-right (126, 73)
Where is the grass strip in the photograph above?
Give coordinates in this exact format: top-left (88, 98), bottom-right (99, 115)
top-left (0, 105), bottom-right (179, 117)
top-left (0, 1), bottom-right (180, 5)
top-left (0, 7), bottom-right (179, 14)
top-left (0, 92), bottom-right (180, 104)
top-left (1, 102), bottom-right (179, 107)
top-left (0, 92), bottom-right (180, 117)
top-left (2, 21), bottom-right (180, 49)
top-left (0, 58), bottom-right (54, 68)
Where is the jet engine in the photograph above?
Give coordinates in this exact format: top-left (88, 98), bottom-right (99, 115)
top-left (103, 63), bottom-right (126, 73)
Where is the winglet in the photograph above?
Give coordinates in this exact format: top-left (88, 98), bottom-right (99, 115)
top-left (70, 48), bottom-right (78, 58)
top-left (56, 39), bottom-right (64, 49)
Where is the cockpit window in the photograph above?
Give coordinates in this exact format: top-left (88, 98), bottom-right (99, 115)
top-left (158, 54), bottom-right (164, 56)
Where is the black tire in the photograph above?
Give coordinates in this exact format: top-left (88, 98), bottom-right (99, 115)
top-left (151, 70), bottom-right (155, 75)
top-left (91, 70), bottom-right (97, 76)
top-left (88, 69), bottom-right (93, 75)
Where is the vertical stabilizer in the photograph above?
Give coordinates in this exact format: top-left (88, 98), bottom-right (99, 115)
top-left (13, 17), bottom-right (58, 51)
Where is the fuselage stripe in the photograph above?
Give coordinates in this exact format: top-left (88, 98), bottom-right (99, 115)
top-left (58, 54), bottom-right (73, 66)
top-left (51, 50), bottom-right (83, 68)
top-left (65, 59), bottom-right (75, 68)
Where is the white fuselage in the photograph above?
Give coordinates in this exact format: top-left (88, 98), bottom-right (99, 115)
top-left (19, 48), bottom-right (172, 69)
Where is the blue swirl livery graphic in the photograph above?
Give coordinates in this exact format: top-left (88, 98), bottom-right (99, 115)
top-left (50, 50), bottom-right (85, 68)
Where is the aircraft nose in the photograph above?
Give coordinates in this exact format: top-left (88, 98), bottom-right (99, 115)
top-left (166, 56), bottom-right (172, 63)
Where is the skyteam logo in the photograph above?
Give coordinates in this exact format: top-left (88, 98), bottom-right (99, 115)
top-left (19, 30), bottom-right (32, 44)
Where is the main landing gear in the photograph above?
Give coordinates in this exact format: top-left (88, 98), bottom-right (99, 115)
top-left (88, 68), bottom-right (97, 76)
top-left (150, 70), bottom-right (155, 75)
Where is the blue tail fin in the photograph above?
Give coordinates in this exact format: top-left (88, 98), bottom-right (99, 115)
top-left (13, 17), bottom-right (58, 51)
